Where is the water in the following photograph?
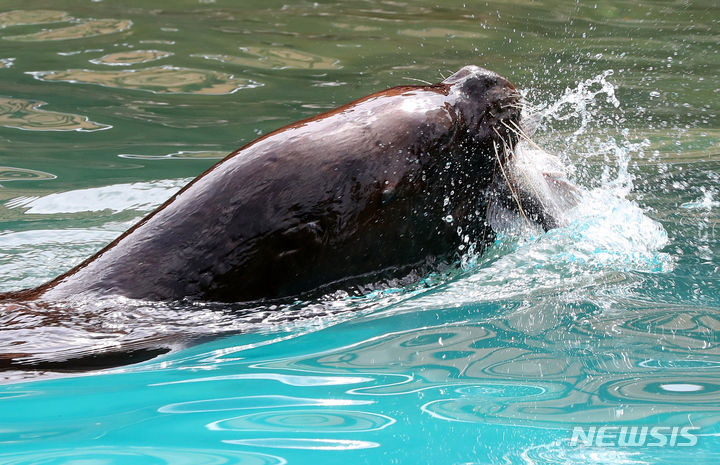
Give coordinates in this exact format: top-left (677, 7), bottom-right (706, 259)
top-left (0, 0), bottom-right (719, 463)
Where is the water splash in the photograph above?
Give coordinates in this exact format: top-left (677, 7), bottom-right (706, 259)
top-left (521, 70), bottom-right (650, 192)
top-left (431, 70), bottom-right (673, 309)
top-left (523, 69), bottom-right (620, 140)
top-left (682, 188), bottom-right (719, 210)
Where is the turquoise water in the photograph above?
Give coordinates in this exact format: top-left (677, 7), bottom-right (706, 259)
top-left (1, 0), bottom-right (720, 463)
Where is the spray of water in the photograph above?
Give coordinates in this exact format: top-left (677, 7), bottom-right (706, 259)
top-left (516, 70), bottom-right (669, 262)
top-left (383, 70), bottom-right (674, 313)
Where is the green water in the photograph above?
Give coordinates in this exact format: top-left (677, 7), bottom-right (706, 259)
top-left (1, 0), bottom-right (719, 464)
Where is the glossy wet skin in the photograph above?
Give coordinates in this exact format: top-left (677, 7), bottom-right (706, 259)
top-left (12, 65), bottom-right (522, 303)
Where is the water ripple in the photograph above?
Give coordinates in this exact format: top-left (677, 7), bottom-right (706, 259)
top-left (224, 438), bottom-right (379, 451)
top-left (0, 447), bottom-right (287, 465)
top-left (208, 409), bottom-right (394, 433)
top-left (0, 10), bottom-right (71, 29)
top-left (0, 166), bottom-right (56, 182)
top-left (0, 97), bottom-right (110, 131)
top-left (600, 376), bottom-right (720, 405)
top-left (118, 150), bottom-right (227, 160)
top-left (151, 373), bottom-right (372, 387)
top-left (194, 47), bottom-right (341, 70)
top-left (5, 178), bottom-right (188, 214)
top-left (30, 66), bottom-right (262, 94)
top-left (4, 18), bottom-right (132, 41)
top-left (90, 49), bottom-right (173, 66)
top-left (159, 395), bottom-right (372, 414)
top-left (398, 27), bottom-right (487, 39)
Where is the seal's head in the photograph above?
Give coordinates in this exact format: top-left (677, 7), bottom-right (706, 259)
top-left (440, 66), bottom-right (579, 233)
top-left (441, 65), bottom-right (521, 158)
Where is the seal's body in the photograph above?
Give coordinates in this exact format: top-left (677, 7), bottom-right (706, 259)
top-left (16, 66), bottom-right (523, 303)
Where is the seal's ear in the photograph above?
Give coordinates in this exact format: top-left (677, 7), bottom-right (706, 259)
top-left (442, 65), bottom-right (498, 85)
top-left (442, 66), bottom-right (516, 107)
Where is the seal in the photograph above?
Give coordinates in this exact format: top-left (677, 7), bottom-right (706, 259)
top-left (7, 66), bottom-right (541, 304)
top-left (1, 66), bottom-right (584, 374)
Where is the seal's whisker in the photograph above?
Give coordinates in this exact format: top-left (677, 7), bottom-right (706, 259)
top-left (499, 121), bottom-right (556, 215)
top-left (502, 120), bottom-right (542, 151)
top-left (507, 120), bottom-right (546, 151)
top-left (492, 136), bottom-right (530, 227)
top-left (500, 120), bottom-right (530, 145)
top-left (504, 132), bottom-right (554, 219)
top-left (508, 119), bottom-right (529, 136)
top-left (500, 120), bottom-right (525, 139)
top-left (499, 138), bottom-right (536, 226)
top-left (517, 99), bottom-right (537, 109)
top-left (403, 77), bottom-right (433, 85)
